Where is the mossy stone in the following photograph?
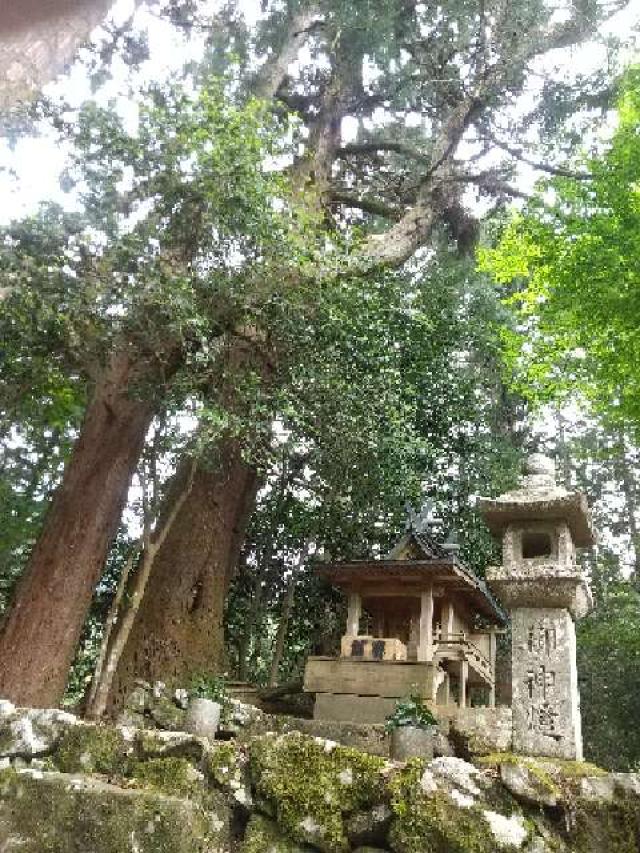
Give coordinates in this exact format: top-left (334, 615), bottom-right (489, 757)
top-left (204, 742), bottom-right (242, 789)
top-left (203, 741), bottom-right (252, 806)
top-left (148, 697), bottom-right (186, 731)
top-left (55, 724), bottom-right (129, 776)
top-left (136, 730), bottom-right (204, 763)
top-left (130, 757), bottom-right (203, 799)
top-left (0, 768), bottom-right (229, 852)
top-left (249, 732), bottom-right (387, 852)
top-left (242, 813), bottom-right (313, 852)
top-left (476, 753), bottom-right (606, 779)
top-left (572, 791), bottom-right (640, 853)
top-left (388, 760), bottom-right (526, 853)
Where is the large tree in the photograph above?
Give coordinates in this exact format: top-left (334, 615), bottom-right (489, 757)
top-left (0, 0), bottom-right (632, 706)
top-left (0, 76), bottom-right (299, 705)
top-left (109, 0), bottom-right (631, 701)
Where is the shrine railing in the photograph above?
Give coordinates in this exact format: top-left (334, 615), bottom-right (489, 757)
top-left (434, 631), bottom-right (493, 681)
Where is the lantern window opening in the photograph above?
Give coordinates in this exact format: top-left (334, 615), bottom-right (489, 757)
top-left (521, 530), bottom-right (553, 560)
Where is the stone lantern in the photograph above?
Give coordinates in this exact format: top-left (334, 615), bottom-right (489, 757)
top-left (479, 454), bottom-right (595, 760)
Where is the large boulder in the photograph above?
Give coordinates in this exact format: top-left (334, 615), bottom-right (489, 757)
top-left (388, 757), bottom-right (531, 853)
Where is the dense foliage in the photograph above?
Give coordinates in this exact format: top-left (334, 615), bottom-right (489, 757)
top-left (225, 251), bottom-right (524, 685)
top-left (479, 67), bottom-right (640, 433)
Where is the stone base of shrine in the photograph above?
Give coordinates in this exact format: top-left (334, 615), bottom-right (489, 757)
top-left (313, 692), bottom-right (398, 724)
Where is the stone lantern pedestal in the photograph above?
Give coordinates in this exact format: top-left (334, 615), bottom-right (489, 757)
top-left (480, 454), bottom-right (594, 761)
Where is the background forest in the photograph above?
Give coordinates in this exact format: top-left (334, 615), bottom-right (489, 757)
top-left (0, 0), bottom-right (639, 771)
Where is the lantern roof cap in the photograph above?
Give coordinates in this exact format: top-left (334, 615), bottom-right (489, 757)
top-left (478, 454), bottom-right (595, 548)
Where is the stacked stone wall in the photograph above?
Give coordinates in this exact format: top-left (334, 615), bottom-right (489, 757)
top-left (0, 699), bottom-right (637, 852)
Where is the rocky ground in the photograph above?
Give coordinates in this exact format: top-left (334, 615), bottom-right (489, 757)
top-left (0, 685), bottom-right (637, 852)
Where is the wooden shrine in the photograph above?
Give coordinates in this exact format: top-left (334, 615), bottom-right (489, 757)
top-left (303, 516), bottom-right (506, 723)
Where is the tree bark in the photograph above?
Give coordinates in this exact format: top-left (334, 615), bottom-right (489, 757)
top-left (106, 439), bottom-right (258, 711)
top-left (86, 460), bottom-right (196, 719)
top-left (0, 350), bottom-right (155, 707)
top-left (83, 550), bottom-right (136, 717)
top-left (236, 555), bottom-right (267, 682)
top-left (615, 426), bottom-right (640, 578)
top-left (268, 577), bottom-right (296, 687)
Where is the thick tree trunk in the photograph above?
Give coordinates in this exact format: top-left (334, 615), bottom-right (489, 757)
top-left (107, 440), bottom-right (258, 711)
top-left (85, 461), bottom-right (196, 719)
top-left (0, 350), bottom-right (155, 707)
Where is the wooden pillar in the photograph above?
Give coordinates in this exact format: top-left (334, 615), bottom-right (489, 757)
top-left (442, 672), bottom-right (450, 706)
top-left (489, 628), bottom-right (498, 708)
top-left (443, 600), bottom-right (454, 640)
top-left (418, 585), bottom-right (434, 662)
top-left (346, 592), bottom-right (361, 637)
top-left (460, 660), bottom-right (468, 709)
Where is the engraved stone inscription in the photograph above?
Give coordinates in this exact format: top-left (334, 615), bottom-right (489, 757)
top-left (511, 607), bottom-right (582, 760)
top-left (521, 619), bottom-right (565, 744)
top-left (527, 620), bottom-right (557, 655)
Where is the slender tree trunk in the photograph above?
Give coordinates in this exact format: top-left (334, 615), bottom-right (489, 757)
top-left (555, 406), bottom-right (572, 488)
top-left (84, 550), bottom-right (136, 716)
top-left (106, 439), bottom-right (258, 711)
top-left (615, 427), bottom-right (640, 579)
top-left (237, 556), bottom-right (267, 682)
top-left (268, 577), bottom-right (296, 687)
top-left (0, 350), bottom-right (155, 707)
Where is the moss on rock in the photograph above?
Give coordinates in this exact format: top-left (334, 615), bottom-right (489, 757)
top-left (204, 742), bottom-right (242, 788)
top-left (148, 696), bottom-right (187, 731)
top-left (55, 724), bottom-right (130, 776)
top-left (242, 813), bottom-right (314, 852)
top-left (203, 741), bottom-right (252, 807)
top-left (130, 758), bottom-right (203, 799)
top-left (572, 791), bottom-right (640, 853)
top-left (388, 760), bottom-right (528, 853)
top-left (0, 768), bottom-right (229, 852)
top-left (135, 730), bottom-right (204, 763)
top-left (249, 732), bottom-right (387, 852)
top-left (476, 753), bottom-right (606, 779)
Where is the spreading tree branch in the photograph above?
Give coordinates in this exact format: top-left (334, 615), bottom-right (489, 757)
top-left (330, 191), bottom-right (399, 219)
top-left (485, 131), bottom-right (592, 180)
top-left (338, 141), bottom-right (431, 163)
top-left (252, 5), bottom-right (323, 101)
top-left (455, 170), bottom-right (532, 201)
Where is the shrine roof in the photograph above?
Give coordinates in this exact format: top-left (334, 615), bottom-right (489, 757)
top-left (316, 531), bottom-right (506, 623)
